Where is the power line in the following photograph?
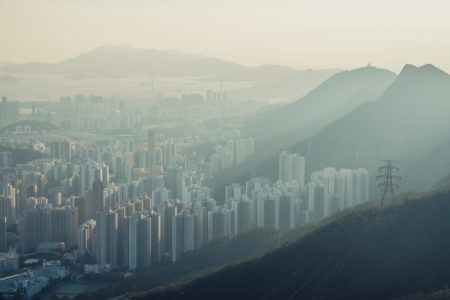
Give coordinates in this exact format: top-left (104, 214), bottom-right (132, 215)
top-left (377, 160), bottom-right (401, 202)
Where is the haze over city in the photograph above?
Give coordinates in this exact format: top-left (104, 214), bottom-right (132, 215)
top-left (1, 1), bottom-right (450, 300)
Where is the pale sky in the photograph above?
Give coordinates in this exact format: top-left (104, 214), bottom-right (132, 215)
top-left (1, 0), bottom-right (450, 72)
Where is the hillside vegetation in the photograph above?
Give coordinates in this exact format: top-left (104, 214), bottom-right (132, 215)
top-left (133, 190), bottom-right (450, 300)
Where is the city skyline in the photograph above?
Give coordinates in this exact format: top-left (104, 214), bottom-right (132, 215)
top-left (1, 1), bottom-right (450, 299)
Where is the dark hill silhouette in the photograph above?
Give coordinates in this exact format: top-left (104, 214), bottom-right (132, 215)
top-left (396, 289), bottom-right (450, 300)
top-left (65, 226), bottom-right (315, 300)
top-left (132, 190), bottom-right (450, 300)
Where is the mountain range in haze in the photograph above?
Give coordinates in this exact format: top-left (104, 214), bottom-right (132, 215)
top-left (289, 64), bottom-right (450, 193)
top-left (0, 45), bottom-right (337, 81)
top-left (244, 65), bottom-right (396, 140)
top-left (214, 63), bottom-right (450, 200)
top-left (1, 45), bottom-right (244, 78)
top-left (0, 45), bottom-right (339, 101)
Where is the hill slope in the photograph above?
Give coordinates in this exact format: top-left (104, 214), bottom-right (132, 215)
top-left (134, 190), bottom-right (450, 300)
top-left (212, 66), bottom-right (395, 199)
top-left (60, 226), bottom-right (315, 299)
top-left (230, 68), bottom-right (340, 101)
top-left (244, 65), bottom-right (396, 140)
top-left (289, 64), bottom-right (450, 192)
top-left (1, 45), bottom-right (245, 78)
top-left (215, 64), bottom-right (450, 200)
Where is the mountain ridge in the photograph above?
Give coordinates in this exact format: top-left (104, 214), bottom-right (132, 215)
top-left (243, 65), bottom-right (396, 140)
top-left (0, 45), bottom-right (333, 83)
top-left (287, 63), bottom-right (450, 193)
top-left (213, 63), bottom-right (449, 201)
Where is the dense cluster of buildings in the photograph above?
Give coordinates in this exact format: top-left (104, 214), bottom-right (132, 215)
top-left (209, 137), bottom-right (254, 174)
top-left (74, 152), bottom-right (369, 271)
top-left (0, 122), bottom-right (257, 274)
top-left (0, 259), bottom-right (67, 298)
top-left (0, 131), bottom-right (370, 271)
top-left (0, 94), bottom-right (372, 299)
top-left (0, 138), bottom-right (369, 276)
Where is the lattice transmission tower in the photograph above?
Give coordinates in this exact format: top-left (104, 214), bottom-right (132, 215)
top-left (377, 160), bottom-right (401, 202)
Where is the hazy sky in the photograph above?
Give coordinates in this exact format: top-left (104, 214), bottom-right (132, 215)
top-left (1, 0), bottom-right (450, 71)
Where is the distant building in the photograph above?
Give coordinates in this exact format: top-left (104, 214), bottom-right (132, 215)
top-left (37, 241), bottom-right (65, 254)
top-left (150, 211), bottom-right (162, 264)
top-left (0, 272), bottom-right (27, 296)
top-left (158, 202), bottom-right (177, 255)
top-left (162, 142), bottom-right (177, 168)
top-left (0, 152), bottom-right (13, 168)
top-left (42, 260), bottom-right (68, 279)
top-left (0, 97), bottom-right (20, 120)
top-left (96, 210), bottom-right (119, 268)
top-left (20, 206), bottom-right (78, 254)
top-left (165, 166), bottom-right (181, 199)
top-left (209, 206), bottom-right (233, 240)
top-left (0, 184), bottom-right (16, 225)
top-left (0, 250), bottom-right (19, 276)
top-left (124, 214), bottom-right (152, 270)
top-left (279, 151), bottom-right (305, 186)
top-left (78, 219), bottom-right (96, 253)
top-left (309, 167), bottom-right (370, 221)
top-left (91, 178), bottom-right (104, 214)
top-left (49, 140), bottom-right (72, 162)
top-left (172, 210), bottom-right (194, 262)
top-left (263, 198), bottom-right (279, 229)
top-left (0, 217), bottom-right (6, 252)
top-left (279, 195), bottom-right (294, 230)
top-left (147, 129), bottom-right (155, 151)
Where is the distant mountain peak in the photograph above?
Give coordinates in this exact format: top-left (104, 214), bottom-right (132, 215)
top-left (420, 63), bottom-right (437, 70)
top-left (401, 64), bottom-right (418, 72)
top-left (320, 65), bottom-right (395, 87)
top-left (398, 63), bottom-right (448, 79)
top-left (419, 63), bottom-right (449, 76)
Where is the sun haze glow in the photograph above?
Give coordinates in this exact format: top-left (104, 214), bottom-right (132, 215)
top-left (1, 0), bottom-right (450, 71)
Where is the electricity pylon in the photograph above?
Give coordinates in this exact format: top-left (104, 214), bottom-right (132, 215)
top-left (377, 160), bottom-right (401, 202)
